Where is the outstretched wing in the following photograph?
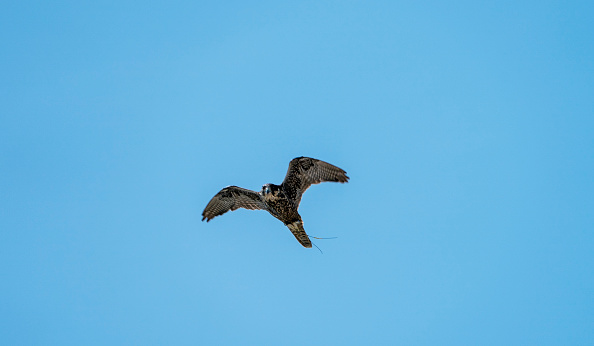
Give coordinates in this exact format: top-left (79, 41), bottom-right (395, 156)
top-left (202, 186), bottom-right (268, 222)
top-left (281, 157), bottom-right (349, 206)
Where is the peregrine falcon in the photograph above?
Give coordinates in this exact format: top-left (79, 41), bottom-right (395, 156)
top-left (202, 156), bottom-right (349, 248)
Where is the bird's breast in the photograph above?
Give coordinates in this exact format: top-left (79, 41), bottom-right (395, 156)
top-left (265, 196), bottom-right (299, 223)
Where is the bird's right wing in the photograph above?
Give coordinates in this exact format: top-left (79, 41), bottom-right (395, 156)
top-left (202, 186), bottom-right (268, 222)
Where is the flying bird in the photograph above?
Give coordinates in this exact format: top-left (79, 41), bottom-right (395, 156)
top-left (202, 156), bottom-right (349, 248)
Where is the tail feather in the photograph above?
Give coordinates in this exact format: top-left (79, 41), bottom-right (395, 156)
top-left (286, 220), bottom-right (312, 248)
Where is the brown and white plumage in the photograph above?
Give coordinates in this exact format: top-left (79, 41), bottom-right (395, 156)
top-left (201, 186), bottom-right (269, 222)
top-left (282, 157), bottom-right (350, 206)
top-left (202, 157), bottom-right (349, 248)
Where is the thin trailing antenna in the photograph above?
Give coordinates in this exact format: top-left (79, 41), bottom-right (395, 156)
top-left (308, 235), bottom-right (338, 254)
top-left (311, 241), bottom-right (323, 254)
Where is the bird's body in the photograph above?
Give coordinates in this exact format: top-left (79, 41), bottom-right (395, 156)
top-left (202, 157), bottom-right (349, 248)
top-left (261, 183), bottom-right (300, 223)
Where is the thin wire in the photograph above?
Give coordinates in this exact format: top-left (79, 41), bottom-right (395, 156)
top-left (309, 235), bottom-right (338, 240)
top-left (311, 241), bottom-right (323, 254)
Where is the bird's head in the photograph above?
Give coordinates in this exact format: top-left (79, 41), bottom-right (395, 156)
top-left (261, 183), bottom-right (280, 197)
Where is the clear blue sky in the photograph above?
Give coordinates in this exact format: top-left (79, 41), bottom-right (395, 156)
top-left (1, 1), bottom-right (593, 345)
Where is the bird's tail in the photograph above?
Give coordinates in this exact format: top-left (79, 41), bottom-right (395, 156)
top-left (286, 220), bottom-right (312, 248)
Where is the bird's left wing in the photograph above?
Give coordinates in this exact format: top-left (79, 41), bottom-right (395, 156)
top-left (202, 186), bottom-right (268, 222)
top-left (281, 157), bottom-right (349, 206)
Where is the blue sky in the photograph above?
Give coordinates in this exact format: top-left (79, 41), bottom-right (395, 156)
top-left (1, 1), bottom-right (593, 345)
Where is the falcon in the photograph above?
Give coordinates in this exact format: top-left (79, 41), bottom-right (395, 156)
top-left (202, 157), bottom-right (349, 248)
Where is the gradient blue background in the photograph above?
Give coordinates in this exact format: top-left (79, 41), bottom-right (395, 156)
top-left (2, 1), bottom-right (593, 345)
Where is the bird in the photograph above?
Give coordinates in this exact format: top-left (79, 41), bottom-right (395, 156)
top-left (202, 156), bottom-right (349, 248)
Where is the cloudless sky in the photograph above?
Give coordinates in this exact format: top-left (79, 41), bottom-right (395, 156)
top-left (1, 1), bottom-right (593, 345)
